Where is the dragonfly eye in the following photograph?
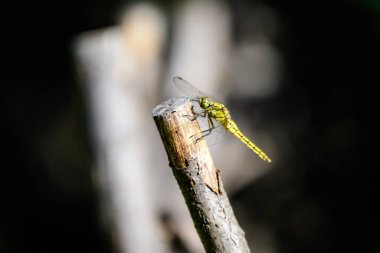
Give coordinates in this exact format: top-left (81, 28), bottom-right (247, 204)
top-left (200, 97), bottom-right (210, 108)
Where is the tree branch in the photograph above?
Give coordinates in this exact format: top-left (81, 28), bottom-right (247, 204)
top-left (153, 97), bottom-right (250, 253)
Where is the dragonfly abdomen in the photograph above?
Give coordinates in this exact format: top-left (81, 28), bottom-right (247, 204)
top-left (225, 120), bottom-right (272, 163)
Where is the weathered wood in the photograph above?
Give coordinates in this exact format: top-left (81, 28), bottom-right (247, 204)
top-left (153, 97), bottom-right (250, 253)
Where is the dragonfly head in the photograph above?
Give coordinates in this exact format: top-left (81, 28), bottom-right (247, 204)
top-left (199, 97), bottom-right (210, 109)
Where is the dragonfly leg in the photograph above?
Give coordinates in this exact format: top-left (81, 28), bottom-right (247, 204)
top-left (191, 128), bottom-right (211, 143)
top-left (183, 105), bottom-right (206, 121)
top-left (192, 116), bottom-right (214, 143)
top-left (207, 115), bottom-right (215, 129)
top-left (184, 114), bottom-right (197, 121)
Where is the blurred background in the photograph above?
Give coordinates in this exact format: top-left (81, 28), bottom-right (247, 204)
top-left (1, 0), bottom-right (379, 252)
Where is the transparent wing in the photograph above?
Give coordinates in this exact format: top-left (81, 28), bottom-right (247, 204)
top-left (173, 76), bottom-right (208, 98)
top-left (206, 122), bottom-right (228, 147)
top-left (190, 114), bottom-right (227, 146)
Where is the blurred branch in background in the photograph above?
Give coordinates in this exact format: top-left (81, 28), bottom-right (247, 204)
top-left (164, 0), bottom-right (231, 99)
top-left (75, 3), bottom-right (169, 253)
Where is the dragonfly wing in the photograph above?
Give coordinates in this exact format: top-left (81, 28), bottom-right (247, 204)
top-left (191, 115), bottom-right (227, 146)
top-left (173, 76), bottom-right (207, 98)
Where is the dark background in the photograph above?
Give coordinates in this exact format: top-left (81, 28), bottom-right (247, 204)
top-left (1, 0), bottom-right (379, 252)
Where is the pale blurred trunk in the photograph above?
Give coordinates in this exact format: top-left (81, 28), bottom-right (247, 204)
top-left (74, 4), bottom-right (168, 253)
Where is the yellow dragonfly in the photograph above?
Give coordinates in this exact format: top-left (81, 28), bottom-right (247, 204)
top-left (173, 76), bottom-right (272, 163)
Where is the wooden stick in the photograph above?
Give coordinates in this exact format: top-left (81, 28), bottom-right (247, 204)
top-left (153, 97), bottom-right (250, 253)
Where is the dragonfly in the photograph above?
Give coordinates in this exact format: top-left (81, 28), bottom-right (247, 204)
top-left (173, 76), bottom-right (272, 163)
